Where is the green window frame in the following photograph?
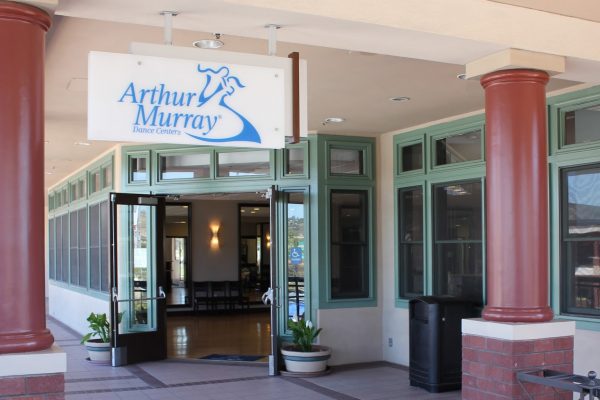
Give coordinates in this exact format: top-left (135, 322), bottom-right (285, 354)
top-left (127, 151), bottom-right (151, 185)
top-left (279, 141), bottom-right (309, 179)
top-left (327, 141), bottom-right (373, 179)
top-left (394, 115), bottom-right (486, 308)
top-left (155, 149), bottom-right (213, 183)
top-left (428, 121), bottom-right (485, 172)
top-left (396, 137), bottom-right (425, 176)
top-left (215, 149), bottom-right (274, 180)
top-left (397, 185), bottom-right (425, 299)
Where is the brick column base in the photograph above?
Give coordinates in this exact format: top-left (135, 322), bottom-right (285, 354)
top-left (0, 373), bottom-right (64, 399)
top-left (462, 319), bottom-right (575, 400)
top-left (0, 345), bottom-right (66, 400)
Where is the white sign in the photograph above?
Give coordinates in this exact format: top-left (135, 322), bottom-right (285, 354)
top-left (88, 51), bottom-right (290, 148)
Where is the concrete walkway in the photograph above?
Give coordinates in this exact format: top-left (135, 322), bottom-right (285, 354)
top-left (50, 319), bottom-right (460, 400)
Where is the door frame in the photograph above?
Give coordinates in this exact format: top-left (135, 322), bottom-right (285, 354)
top-left (109, 192), bottom-right (167, 366)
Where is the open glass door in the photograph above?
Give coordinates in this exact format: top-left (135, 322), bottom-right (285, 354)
top-left (110, 193), bottom-right (166, 366)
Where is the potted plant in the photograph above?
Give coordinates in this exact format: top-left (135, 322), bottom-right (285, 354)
top-left (81, 312), bottom-right (121, 364)
top-left (281, 317), bottom-right (331, 374)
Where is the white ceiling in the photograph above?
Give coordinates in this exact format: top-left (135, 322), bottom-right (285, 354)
top-left (45, 0), bottom-right (600, 190)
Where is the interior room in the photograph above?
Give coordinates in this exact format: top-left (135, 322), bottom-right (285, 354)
top-left (163, 192), bottom-right (272, 362)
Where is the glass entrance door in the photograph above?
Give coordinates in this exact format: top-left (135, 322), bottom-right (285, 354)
top-left (110, 193), bottom-right (166, 366)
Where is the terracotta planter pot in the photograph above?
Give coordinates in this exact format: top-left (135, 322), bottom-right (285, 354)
top-left (281, 345), bottom-right (331, 373)
top-left (84, 339), bottom-right (111, 364)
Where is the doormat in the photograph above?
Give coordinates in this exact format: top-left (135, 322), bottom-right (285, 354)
top-left (199, 354), bottom-right (264, 362)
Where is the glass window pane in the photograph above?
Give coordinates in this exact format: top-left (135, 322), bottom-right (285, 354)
top-left (61, 214), bottom-right (69, 283)
top-left (435, 130), bottom-right (482, 166)
top-left (78, 208), bottom-right (88, 288)
top-left (55, 217), bottom-right (62, 281)
top-left (130, 157), bottom-right (148, 182)
top-left (434, 243), bottom-right (483, 301)
top-left (78, 179), bottom-right (85, 199)
top-left (398, 187), bottom-right (423, 298)
top-left (434, 182), bottom-right (482, 241)
top-left (89, 204), bottom-right (100, 291)
top-left (286, 192), bottom-right (305, 321)
top-left (48, 218), bottom-right (55, 280)
top-left (217, 151), bottom-right (270, 177)
top-left (160, 153), bottom-right (210, 180)
top-left (100, 201), bottom-right (109, 292)
top-left (564, 108), bottom-right (600, 146)
top-left (70, 212), bottom-right (79, 285)
top-left (103, 166), bottom-right (112, 189)
top-left (564, 167), bottom-right (600, 238)
top-left (90, 171), bottom-right (100, 194)
top-left (433, 180), bottom-right (483, 304)
top-left (562, 166), bottom-right (600, 316)
top-left (285, 148), bottom-right (304, 175)
top-left (330, 190), bottom-right (369, 299)
top-left (70, 183), bottom-right (78, 202)
top-left (330, 148), bottom-right (363, 175)
top-left (401, 143), bottom-right (423, 172)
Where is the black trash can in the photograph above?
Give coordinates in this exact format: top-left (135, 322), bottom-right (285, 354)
top-left (409, 296), bottom-right (477, 393)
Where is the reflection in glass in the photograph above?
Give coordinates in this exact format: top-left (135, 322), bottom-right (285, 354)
top-left (398, 187), bottom-right (423, 297)
top-left (286, 192), bottom-right (305, 321)
top-left (330, 190), bottom-right (369, 299)
top-left (562, 166), bottom-right (600, 316)
top-left (564, 107), bottom-right (600, 146)
top-left (130, 157), bottom-right (148, 182)
top-left (330, 148), bottom-right (363, 175)
top-left (401, 143), bottom-right (423, 172)
top-left (433, 181), bottom-right (483, 303)
top-left (218, 151), bottom-right (270, 177)
top-left (285, 148), bottom-right (304, 175)
top-left (160, 153), bottom-right (210, 180)
top-left (435, 130), bottom-right (482, 166)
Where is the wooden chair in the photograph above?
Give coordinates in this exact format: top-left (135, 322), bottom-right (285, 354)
top-left (193, 281), bottom-right (211, 312)
top-left (210, 281), bottom-right (228, 311)
top-left (227, 280), bottom-right (249, 311)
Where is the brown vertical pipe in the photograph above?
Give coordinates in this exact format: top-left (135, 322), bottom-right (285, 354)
top-left (481, 69), bottom-right (553, 322)
top-left (0, 2), bottom-right (54, 352)
top-left (288, 51), bottom-right (300, 144)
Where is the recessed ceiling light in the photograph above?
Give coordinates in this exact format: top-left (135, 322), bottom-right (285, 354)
top-left (457, 73), bottom-right (467, 80)
top-left (193, 33), bottom-right (224, 49)
top-left (389, 96), bottom-right (411, 102)
top-left (253, 207), bottom-right (260, 211)
top-left (74, 141), bottom-right (91, 146)
top-left (323, 117), bottom-right (345, 124)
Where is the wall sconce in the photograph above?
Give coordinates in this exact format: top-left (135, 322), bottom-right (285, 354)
top-left (266, 232), bottom-right (271, 248)
top-left (210, 223), bottom-right (220, 250)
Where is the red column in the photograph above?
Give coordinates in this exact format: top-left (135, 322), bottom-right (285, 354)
top-left (481, 69), bottom-right (553, 322)
top-left (0, 2), bottom-right (54, 353)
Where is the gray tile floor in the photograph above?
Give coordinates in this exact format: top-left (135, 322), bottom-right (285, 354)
top-left (50, 319), bottom-right (460, 400)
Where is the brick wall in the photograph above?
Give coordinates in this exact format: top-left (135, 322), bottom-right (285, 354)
top-left (462, 335), bottom-right (573, 400)
top-left (0, 373), bottom-right (64, 400)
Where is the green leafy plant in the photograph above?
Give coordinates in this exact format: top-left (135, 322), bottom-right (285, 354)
top-left (288, 317), bottom-right (322, 352)
top-left (81, 312), bottom-right (122, 344)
